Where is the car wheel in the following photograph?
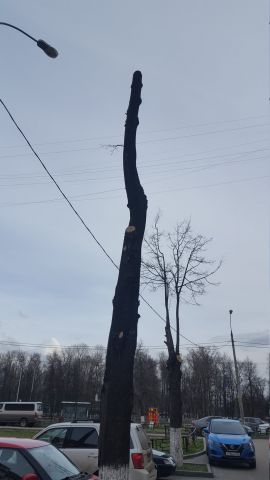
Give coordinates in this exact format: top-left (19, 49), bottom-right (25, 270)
top-left (19, 418), bottom-right (28, 427)
top-left (249, 461), bottom-right (256, 469)
top-left (209, 457), bottom-right (215, 466)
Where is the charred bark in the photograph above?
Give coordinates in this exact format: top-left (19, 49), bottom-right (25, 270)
top-left (99, 71), bottom-right (147, 480)
top-left (168, 356), bottom-right (182, 428)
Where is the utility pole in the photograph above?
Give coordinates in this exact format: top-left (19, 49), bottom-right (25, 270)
top-left (229, 309), bottom-right (244, 423)
top-left (16, 365), bottom-right (23, 402)
top-left (268, 352), bottom-right (270, 418)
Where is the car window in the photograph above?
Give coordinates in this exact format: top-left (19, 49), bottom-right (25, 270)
top-left (4, 403), bottom-right (35, 411)
top-left (0, 448), bottom-right (35, 479)
top-left (37, 427), bottom-right (68, 448)
top-left (211, 421), bottom-right (245, 435)
top-left (30, 445), bottom-right (79, 480)
top-left (136, 426), bottom-right (150, 450)
top-left (65, 427), bottom-right (99, 448)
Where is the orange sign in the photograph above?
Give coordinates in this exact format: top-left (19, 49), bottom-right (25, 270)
top-left (146, 407), bottom-right (159, 425)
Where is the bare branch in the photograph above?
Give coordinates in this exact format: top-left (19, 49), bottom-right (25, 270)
top-left (100, 144), bottom-right (124, 155)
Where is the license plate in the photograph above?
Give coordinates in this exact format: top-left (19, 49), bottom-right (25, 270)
top-left (225, 452), bottom-right (240, 457)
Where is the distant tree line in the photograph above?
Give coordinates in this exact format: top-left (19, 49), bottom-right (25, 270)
top-left (0, 344), bottom-right (267, 420)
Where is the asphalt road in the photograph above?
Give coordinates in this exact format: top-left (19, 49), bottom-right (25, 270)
top-left (168, 438), bottom-right (269, 480)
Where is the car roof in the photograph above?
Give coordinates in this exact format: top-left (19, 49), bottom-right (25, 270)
top-left (41, 422), bottom-right (100, 428)
top-left (0, 438), bottom-right (48, 449)
top-left (41, 422), bottom-right (141, 429)
top-left (211, 418), bottom-right (240, 424)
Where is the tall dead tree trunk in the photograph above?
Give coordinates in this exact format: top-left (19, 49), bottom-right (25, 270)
top-left (99, 71), bottom-right (147, 480)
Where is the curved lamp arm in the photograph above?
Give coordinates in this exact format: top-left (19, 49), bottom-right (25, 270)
top-left (0, 22), bottom-right (58, 58)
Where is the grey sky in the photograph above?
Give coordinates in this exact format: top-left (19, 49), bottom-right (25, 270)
top-left (0, 1), bottom-right (269, 376)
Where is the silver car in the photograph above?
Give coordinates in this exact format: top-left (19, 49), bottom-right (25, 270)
top-left (34, 422), bottom-right (157, 480)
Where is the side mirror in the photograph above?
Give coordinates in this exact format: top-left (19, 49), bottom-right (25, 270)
top-left (22, 474), bottom-right (39, 480)
top-left (203, 427), bottom-right (209, 434)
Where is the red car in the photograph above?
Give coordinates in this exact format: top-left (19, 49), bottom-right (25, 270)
top-left (0, 437), bottom-right (97, 480)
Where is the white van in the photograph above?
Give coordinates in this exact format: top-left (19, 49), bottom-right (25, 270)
top-left (0, 402), bottom-right (43, 427)
top-left (34, 422), bottom-right (157, 480)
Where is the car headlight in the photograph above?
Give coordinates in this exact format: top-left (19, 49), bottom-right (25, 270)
top-left (243, 442), bottom-right (254, 451)
top-left (208, 439), bottom-right (221, 448)
top-left (163, 458), bottom-right (175, 465)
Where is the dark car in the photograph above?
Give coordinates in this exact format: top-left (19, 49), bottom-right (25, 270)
top-left (152, 450), bottom-right (176, 478)
top-left (242, 424), bottom-right (254, 436)
top-left (204, 419), bottom-right (256, 469)
top-left (0, 437), bottom-right (96, 480)
top-left (192, 416), bottom-right (224, 435)
top-left (244, 417), bottom-right (267, 432)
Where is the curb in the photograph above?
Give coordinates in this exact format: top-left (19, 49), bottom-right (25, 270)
top-left (183, 449), bottom-right (206, 459)
top-left (174, 465), bottom-right (213, 478)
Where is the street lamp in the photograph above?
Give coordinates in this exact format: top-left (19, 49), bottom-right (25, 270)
top-left (229, 309), bottom-right (233, 332)
top-left (0, 22), bottom-right (58, 58)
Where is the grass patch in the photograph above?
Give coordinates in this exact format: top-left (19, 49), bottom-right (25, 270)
top-left (0, 428), bottom-right (40, 438)
top-left (184, 437), bottom-right (204, 455)
top-left (178, 463), bottom-right (208, 472)
top-left (150, 435), bottom-right (204, 455)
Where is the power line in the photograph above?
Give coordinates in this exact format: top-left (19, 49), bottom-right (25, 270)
top-left (0, 113), bottom-right (269, 150)
top-left (1, 172), bottom-right (269, 209)
top-left (137, 122), bottom-right (270, 145)
top-left (0, 122), bottom-right (270, 161)
top-left (0, 339), bottom-right (268, 351)
top-left (1, 145), bottom-right (269, 186)
top-left (0, 98), bottom-right (199, 348)
top-left (0, 98), bottom-right (119, 269)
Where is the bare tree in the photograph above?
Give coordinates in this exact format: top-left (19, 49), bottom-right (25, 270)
top-left (142, 215), bottom-right (221, 466)
top-left (98, 71), bottom-right (147, 480)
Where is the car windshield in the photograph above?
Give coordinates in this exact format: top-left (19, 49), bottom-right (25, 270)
top-left (211, 421), bottom-right (245, 435)
top-left (29, 444), bottom-right (79, 480)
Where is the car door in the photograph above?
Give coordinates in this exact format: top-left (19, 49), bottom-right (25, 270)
top-left (63, 426), bottom-right (99, 474)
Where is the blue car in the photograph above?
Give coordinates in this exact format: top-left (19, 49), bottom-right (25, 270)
top-left (204, 418), bottom-right (256, 469)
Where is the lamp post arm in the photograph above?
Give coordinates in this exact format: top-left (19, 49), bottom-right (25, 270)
top-left (0, 22), bottom-right (37, 42)
top-left (0, 22), bottom-right (58, 58)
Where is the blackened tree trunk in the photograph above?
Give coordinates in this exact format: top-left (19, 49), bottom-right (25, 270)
top-left (99, 71), bottom-right (147, 480)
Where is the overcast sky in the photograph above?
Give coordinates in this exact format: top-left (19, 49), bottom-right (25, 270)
top-left (0, 1), bottom-right (269, 376)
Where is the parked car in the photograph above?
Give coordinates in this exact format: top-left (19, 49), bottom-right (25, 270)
top-left (34, 422), bottom-right (157, 480)
top-left (257, 422), bottom-right (270, 435)
top-left (0, 437), bottom-right (97, 480)
top-left (204, 418), bottom-right (256, 468)
top-left (0, 402), bottom-right (43, 427)
top-left (244, 417), bottom-right (267, 432)
top-left (152, 449), bottom-right (176, 478)
top-left (192, 416), bottom-right (224, 435)
top-left (242, 424), bottom-right (254, 436)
